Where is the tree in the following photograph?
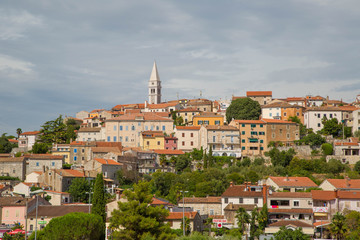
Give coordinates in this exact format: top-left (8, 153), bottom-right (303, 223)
top-left (257, 203), bottom-right (268, 232)
top-left (110, 181), bottom-right (175, 240)
top-left (345, 210), bottom-right (360, 239)
top-left (288, 116), bottom-right (307, 137)
top-left (16, 128), bottom-right (22, 139)
top-left (159, 154), bottom-right (168, 172)
top-left (180, 217), bottom-right (191, 236)
top-left (39, 115), bottom-right (77, 145)
top-left (302, 133), bottom-right (326, 147)
top-left (249, 207), bottom-right (259, 240)
top-left (235, 207), bottom-right (250, 237)
top-left (327, 159), bottom-right (345, 175)
top-left (321, 143), bottom-right (333, 155)
top-left (226, 98), bottom-right (261, 123)
top-left (321, 118), bottom-right (343, 137)
top-left (28, 212), bottom-right (104, 240)
top-left (175, 155), bottom-right (191, 173)
top-left (203, 149), bottom-right (208, 169)
top-left (92, 174), bottom-right (106, 224)
top-left (354, 161), bottom-right (360, 174)
top-left (329, 212), bottom-right (348, 240)
top-left (32, 142), bottom-right (49, 154)
top-left (265, 148), bottom-right (296, 168)
top-left (208, 146), bottom-right (214, 167)
top-left (0, 133), bottom-right (17, 153)
top-left (68, 178), bottom-right (91, 203)
top-left (354, 130), bottom-right (360, 138)
top-left (273, 227), bottom-right (310, 240)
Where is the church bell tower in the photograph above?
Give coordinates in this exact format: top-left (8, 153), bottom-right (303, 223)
top-left (148, 61), bottom-right (161, 104)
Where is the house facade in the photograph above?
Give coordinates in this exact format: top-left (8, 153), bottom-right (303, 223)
top-left (304, 106), bottom-right (343, 132)
top-left (77, 127), bottom-right (105, 142)
top-left (175, 126), bottom-right (201, 152)
top-left (0, 157), bottom-right (26, 180)
top-left (266, 176), bottom-right (318, 192)
top-left (24, 154), bottom-right (64, 174)
top-left (246, 91), bottom-right (272, 106)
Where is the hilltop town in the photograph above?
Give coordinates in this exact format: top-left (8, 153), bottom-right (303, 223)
top-left (1, 62), bottom-right (360, 239)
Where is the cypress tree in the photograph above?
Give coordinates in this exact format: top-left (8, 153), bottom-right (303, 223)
top-left (203, 149), bottom-right (208, 169)
top-left (92, 173), bottom-right (106, 223)
top-left (208, 145), bottom-right (214, 167)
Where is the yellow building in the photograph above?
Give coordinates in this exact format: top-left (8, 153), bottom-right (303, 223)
top-left (140, 131), bottom-right (165, 150)
top-left (192, 113), bottom-right (224, 126)
top-left (52, 144), bottom-right (71, 164)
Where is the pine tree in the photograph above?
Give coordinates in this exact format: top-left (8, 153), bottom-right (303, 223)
top-left (203, 149), bottom-right (208, 169)
top-left (92, 174), bottom-right (106, 223)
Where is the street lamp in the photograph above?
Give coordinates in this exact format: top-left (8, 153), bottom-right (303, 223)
top-left (30, 189), bottom-right (45, 240)
top-left (86, 192), bottom-right (93, 214)
top-left (180, 190), bottom-right (188, 236)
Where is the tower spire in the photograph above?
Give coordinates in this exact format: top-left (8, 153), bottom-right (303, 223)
top-left (148, 61), bottom-right (162, 104)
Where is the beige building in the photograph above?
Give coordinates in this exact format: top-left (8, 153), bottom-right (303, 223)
top-left (166, 212), bottom-right (203, 232)
top-left (52, 144), bottom-right (70, 164)
top-left (77, 127), bottom-right (106, 142)
top-left (246, 91), bottom-right (272, 106)
top-left (187, 98), bottom-right (213, 112)
top-left (178, 196), bottom-right (221, 216)
top-left (84, 158), bottom-right (122, 184)
top-left (25, 154), bottom-right (64, 174)
top-left (266, 176), bottom-right (318, 192)
top-left (199, 125), bottom-right (241, 158)
top-left (229, 119), bottom-right (299, 156)
top-left (175, 126), bottom-right (201, 152)
top-left (0, 157), bottom-right (26, 180)
top-left (176, 108), bottom-right (202, 125)
top-left (105, 112), bottom-right (173, 148)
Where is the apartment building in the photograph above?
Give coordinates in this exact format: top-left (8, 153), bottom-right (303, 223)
top-left (262, 102), bottom-right (304, 123)
top-left (192, 113), bottom-right (224, 126)
top-left (229, 119), bottom-right (299, 156)
top-left (304, 106), bottom-right (343, 132)
top-left (175, 126), bottom-right (201, 152)
top-left (176, 108), bottom-right (202, 125)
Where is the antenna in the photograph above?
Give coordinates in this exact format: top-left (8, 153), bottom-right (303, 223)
top-left (177, 92), bottom-right (179, 101)
top-left (200, 90), bottom-right (202, 98)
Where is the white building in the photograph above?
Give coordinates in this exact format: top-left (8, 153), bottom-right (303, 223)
top-left (352, 108), bottom-right (360, 135)
top-left (148, 61), bottom-right (161, 105)
top-left (304, 106), bottom-right (343, 132)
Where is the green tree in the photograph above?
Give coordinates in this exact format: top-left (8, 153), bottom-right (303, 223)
top-left (28, 212), bottom-right (104, 240)
top-left (321, 143), bottom-right (333, 155)
top-left (159, 154), bottom-right (168, 172)
top-left (246, 171), bottom-right (260, 184)
top-left (110, 181), bottom-right (175, 240)
top-left (39, 115), bottom-right (77, 145)
top-left (235, 207), bottom-right (250, 237)
top-left (16, 128), bottom-right (22, 139)
top-left (273, 226), bottom-right (310, 240)
top-left (68, 178), bottom-right (91, 203)
top-left (203, 150), bottom-right (208, 169)
top-left (321, 118), bottom-right (343, 137)
top-left (258, 203), bottom-right (268, 232)
top-left (354, 130), bottom-right (360, 138)
top-left (249, 207), bottom-right (259, 240)
top-left (345, 210), bottom-right (360, 239)
top-left (208, 146), bottom-right (214, 167)
top-left (0, 133), bottom-right (17, 153)
top-left (226, 98), bottom-right (261, 123)
top-left (302, 133), bottom-right (326, 147)
top-left (329, 212), bottom-right (348, 240)
top-left (354, 161), bottom-right (360, 174)
top-left (288, 116), bottom-right (306, 137)
top-left (265, 148), bottom-right (296, 168)
top-left (175, 155), bottom-right (191, 173)
top-left (32, 142), bottom-right (49, 154)
top-left (180, 217), bottom-right (191, 236)
top-left (92, 174), bottom-right (106, 224)
top-left (190, 148), bottom-right (203, 161)
top-left (327, 159), bottom-right (345, 175)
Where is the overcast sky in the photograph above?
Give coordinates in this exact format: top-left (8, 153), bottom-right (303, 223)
top-left (1, 0), bottom-right (360, 135)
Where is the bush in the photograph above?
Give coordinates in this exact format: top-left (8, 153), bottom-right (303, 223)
top-left (321, 143), bottom-right (333, 155)
top-left (354, 161), bottom-right (360, 174)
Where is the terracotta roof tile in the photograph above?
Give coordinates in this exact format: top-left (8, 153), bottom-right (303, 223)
top-left (177, 108), bottom-right (201, 112)
top-left (305, 106), bottom-right (342, 112)
top-left (176, 126), bottom-right (201, 130)
top-left (78, 127), bottom-right (101, 132)
top-left (24, 154), bottom-right (63, 160)
top-left (20, 131), bottom-right (41, 135)
top-left (151, 197), bottom-right (173, 206)
top-left (108, 112), bottom-right (173, 122)
top-left (167, 212), bottom-right (198, 220)
top-left (94, 158), bottom-right (122, 165)
top-left (152, 149), bottom-right (185, 155)
top-left (262, 119), bottom-right (297, 124)
top-left (246, 91), bottom-right (272, 97)
top-left (337, 191), bottom-right (360, 199)
top-left (339, 106), bottom-right (359, 111)
top-left (311, 190), bottom-right (336, 201)
top-left (325, 179), bottom-right (360, 189)
top-left (205, 125), bottom-right (238, 131)
top-left (233, 120), bottom-right (264, 124)
top-left (0, 157), bottom-right (25, 162)
top-left (334, 142), bottom-right (359, 146)
top-left (180, 196), bottom-right (221, 204)
top-left (268, 220), bottom-right (313, 228)
top-left (269, 176), bottom-right (318, 188)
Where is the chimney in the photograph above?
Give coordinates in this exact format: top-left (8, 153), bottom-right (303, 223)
top-left (244, 182), bottom-right (247, 191)
top-left (262, 184), bottom-right (268, 204)
top-left (285, 175), bottom-right (289, 181)
top-left (230, 182), bottom-right (233, 187)
top-left (346, 177), bottom-right (350, 188)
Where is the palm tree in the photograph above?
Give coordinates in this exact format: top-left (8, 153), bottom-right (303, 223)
top-left (16, 128), bottom-right (22, 139)
top-left (236, 207), bottom-right (250, 238)
top-left (159, 154), bottom-right (167, 172)
top-left (329, 212), bottom-right (348, 240)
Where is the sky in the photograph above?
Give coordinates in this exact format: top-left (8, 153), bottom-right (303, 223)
top-left (1, 0), bottom-right (360, 135)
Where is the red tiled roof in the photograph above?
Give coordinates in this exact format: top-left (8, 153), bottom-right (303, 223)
top-left (325, 179), bottom-right (360, 189)
top-left (246, 91), bottom-right (272, 97)
top-left (306, 95), bottom-right (324, 100)
top-left (152, 149), bottom-right (185, 155)
top-left (167, 212), bottom-right (198, 220)
top-left (181, 196), bottom-right (221, 204)
top-left (70, 141), bottom-right (86, 146)
top-left (8, 139), bottom-right (18, 143)
top-left (313, 221), bottom-right (331, 227)
top-left (233, 120), bottom-right (264, 124)
top-left (176, 126), bottom-right (201, 130)
top-left (311, 190), bottom-right (336, 201)
top-left (269, 192), bottom-right (312, 198)
top-left (147, 102), bottom-right (177, 109)
top-left (108, 112), bottom-right (173, 122)
top-left (305, 106), bottom-right (342, 112)
top-left (94, 158), bottom-right (122, 165)
top-left (269, 176), bottom-right (318, 188)
top-left (262, 119), bottom-right (296, 124)
top-left (91, 147), bottom-right (121, 153)
top-left (20, 131), bottom-right (40, 135)
top-left (177, 108), bottom-right (201, 112)
top-left (337, 191), bottom-right (360, 199)
top-left (286, 97), bottom-right (305, 101)
top-left (151, 197), bottom-right (173, 206)
top-left (268, 208), bottom-right (313, 214)
top-left (141, 131), bottom-right (164, 137)
top-left (268, 220), bottom-right (313, 228)
top-left (339, 106), bottom-right (359, 111)
top-left (205, 125), bottom-right (238, 131)
top-left (221, 185), bottom-right (263, 197)
top-left (334, 142), bottom-right (359, 146)
top-left (24, 154), bottom-right (63, 160)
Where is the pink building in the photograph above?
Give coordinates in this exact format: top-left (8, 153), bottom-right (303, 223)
top-left (165, 136), bottom-right (178, 150)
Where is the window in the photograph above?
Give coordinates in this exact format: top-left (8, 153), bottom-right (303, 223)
top-left (107, 136), bottom-right (110, 142)
top-left (147, 141), bottom-right (150, 146)
top-left (113, 136), bottom-right (117, 142)
top-left (162, 126), bottom-right (165, 131)
top-left (210, 209), bottom-right (214, 215)
top-left (294, 200), bottom-right (299, 207)
top-left (74, 148), bottom-right (77, 153)
top-left (156, 126), bottom-right (159, 130)
top-left (231, 136), bottom-right (234, 142)
top-left (36, 162), bottom-right (39, 166)
top-left (242, 124), bottom-right (245, 127)
top-left (30, 225), bottom-right (33, 231)
top-left (182, 133), bottom-right (185, 137)
top-left (204, 120), bottom-right (209, 125)
top-left (254, 198), bottom-right (258, 204)
top-left (198, 120), bottom-right (203, 125)
top-left (82, 149), bottom-right (85, 153)
top-left (251, 131), bottom-right (257, 135)
top-left (82, 157), bottom-right (84, 160)
top-left (250, 146), bottom-right (258, 150)
top-left (213, 145), bottom-right (216, 150)
top-left (145, 126), bottom-right (148, 130)
top-left (157, 141), bottom-right (160, 145)
top-left (239, 198), bottom-right (243, 203)
top-left (120, 137), bottom-right (123, 142)
top-left (182, 141), bottom-right (185, 146)
top-left (213, 136), bottom-right (216, 142)
top-left (260, 146), bottom-right (264, 150)
top-left (259, 132), bottom-right (265, 135)
top-left (242, 146), bottom-right (245, 150)
top-left (191, 141), bottom-right (193, 146)
top-left (251, 124), bottom-right (256, 128)
top-left (113, 125), bottom-right (116, 131)
top-left (318, 123), bottom-right (321, 127)
top-left (131, 126), bottom-right (135, 131)
top-left (125, 137), bottom-right (128, 142)
top-left (272, 133), bottom-right (275, 138)
top-left (318, 114), bottom-right (321, 118)
top-left (241, 131), bottom-right (245, 135)
top-left (242, 139), bottom-right (245, 143)
top-left (74, 156), bottom-right (77, 161)
top-left (225, 198), bottom-right (228, 204)
top-left (215, 120), bottom-right (220, 125)
top-left (52, 162), bottom-right (55, 166)
top-left (330, 114), bottom-right (333, 118)
top-left (191, 133), bottom-right (194, 137)
top-left (284, 112), bottom-right (287, 116)
top-left (270, 113), bottom-right (272, 117)
top-left (260, 140), bottom-right (263, 143)
top-left (125, 126), bottom-right (128, 131)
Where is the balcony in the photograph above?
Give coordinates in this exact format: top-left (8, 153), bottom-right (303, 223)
top-left (313, 207), bottom-right (328, 213)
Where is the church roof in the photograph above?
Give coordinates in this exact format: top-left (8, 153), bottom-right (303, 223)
top-left (149, 61), bottom-right (160, 82)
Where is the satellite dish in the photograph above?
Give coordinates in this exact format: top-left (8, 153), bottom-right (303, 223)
top-left (269, 190), bottom-right (273, 195)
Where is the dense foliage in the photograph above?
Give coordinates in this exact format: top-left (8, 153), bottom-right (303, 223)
top-left (273, 227), bottom-right (310, 240)
top-left (226, 98), bottom-right (261, 123)
top-left (0, 133), bottom-right (17, 153)
top-left (92, 174), bottom-right (106, 226)
top-left (110, 181), bottom-right (175, 240)
top-left (68, 178), bottom-right (92, 202)
top-left (29, 212), bottom-right (104, 240)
